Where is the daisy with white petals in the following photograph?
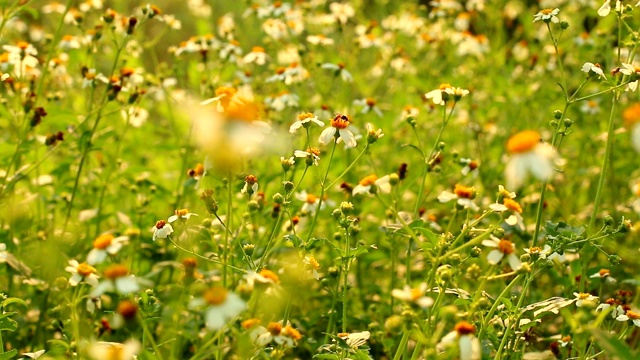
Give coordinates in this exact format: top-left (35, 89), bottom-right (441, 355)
top-left (352, 174), bottom-right (391, 195)
top-left (504, 130), bottom-right (555, 189)
top-left (65, 260), bottom-right (99, 287)
top-left (533, 8), bottom-right (560, 23)
top-left (189, 286), bottom-right (246, 330)
top-left (289, 112), bottom-right (324, 133)
top-left (582, 62), bottom-right (606, 80)
top-left (482, 236), bottom-right (522, 270)
top-left (391, 283), bottom-right (434, 308)
top-left (319, 113), bottom-right (358, 148)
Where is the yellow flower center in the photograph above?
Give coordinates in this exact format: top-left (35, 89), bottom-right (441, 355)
top-left (283, 325), bottom-right (302, 340)
top-left (242, 318), bottom-right (261, 329)
top-left (93, 234), bottom-right (114, 250)
top-left (626, 310), bottom-right (640, 320)
top-left (454, 321), bottom-right (476, 335)
top-left (453, 184), bottom-right (474, 199)
top-left (562, 335), bottom-right (571, 342)
top-left (117, 300), bottom-right (138, 319)
top-left (267, 322), bottom-right (283, 335)
top-left (438, 83), bottom-right (452, 90)
top-left (214, 86), bottom-right (236, 109)
top-left (245, 175), bottom-right (258, 185)
top-left (307, 147), bottom-right (321, 156)
top-left (598, 269), bottom-right (610, 277)
top-left (577, 293), bottom-right (591, 300)
top-left (17, 41), bottom-right (29, 50)
top-left (298, 112), bottom-right (314, 120)
top-left (306, 194), bottom-right (318, 204)
top-left (77, 263), bottom-right (96, 277)
top-left (498, 240), bottom-right (514, 255)
top-left (120, 67), bottom-right (135, 77)
top-left (366, 98), bottom-right (376, 107)
top-left (306, 256), bottom-right (320, 270)
top-left (503, 198), bottom-right (523, 213)
top-left (409, 288), bottom-right (422, 301)
top-left (359, 174), bottom-right (378, 186)
top-left (175, 208), bottom-right (189, 217)
top-left (259, 269), bottom-right (280, 283)
top-left (331, 114), bottom-right (350, 129)
top-left (203, 287), bottom-right (228, 305)
top-left (506, 130), bottom-right (540, 154)
top-left (540, 8), bottom-right (553, 15)
top-left (104, 264), bottom-right (129, 279)
top-left (155, 220), bottom-right (167, 229)
top-left (528, 246), bottom-right (542, 254)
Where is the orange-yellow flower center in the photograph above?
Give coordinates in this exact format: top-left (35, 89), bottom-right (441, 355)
top-left (298, 112), bottom-right (314, 120)
top-left (259, 269), bottom-right (280, 283)
top-left (242, 318), bottom-right (261, 329)
top-left (251, 46), bottom-right (265, 53)
top-left (117, 300), bottom-right (138, 319)
top-left (410, 288), bottom-right (422, 301)
top-left (540, 9), bottom-right (553, 15)
top-left (120, 67), bottom-right (135, 77)
top-left (366, 98), bottom-right (376, 107)
top-left (454, 321), bottom-right (476, 335)
top-left (283, 325), bottom-right (302, 340)
top-left (307, 147), bottom-right (321, 156)
top-left (203, 286), bottom-right (228, 305)
top-left (359, 174), bottom-right (378, 186)
top-left (104, 264), bottom-right (129, 279)
top-left (306, 194), bottom-right (318, 203)
top-left (598, 269), bottom-right (610, 277)
top-left (155, 220), bottom-right (167, 229)
top-left (498, 240), bottom-right (514, 255)
top-left (503, 198), bottom-right (523, 213)
top-left (453, 184), bottom-right (474, 199)
top-left (506, 130), bottom-right (540, 154)
top-left (528, 246), bottom-right (542, 254)
top-left (175, 208), bottom-right (189, 217)
top-left (331, 114), bottom-right (350, 129)
top-left (438, 83), bottom-right (452, 90)
top-left (561, 335), bottom-right (571, 342)
top-left (267, 322), bottom-right (283, 335)
top-left (577, 293), bottom-right (591, 300)
top-left (17, 41), bottom-right (29, 50)
top-left (626, 310), bottom-right (640, 320)
top-left (77, 263), bottom-right (96, 277)
top-left (93, 234), bottom-right (114, 249)
top-left (306, 256), bottom-right (320, 270)
top-left (245, 175), bottom-right (258, 185)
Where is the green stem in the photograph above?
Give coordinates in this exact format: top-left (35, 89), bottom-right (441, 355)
top-left (323, 143), bottom-right (368, 191)
top-left (477, 274), bottom-right (524, 342)
top-left (392, 329), bottom-right (410, 360)
top-left (306, 141), bottom-right (337, 241)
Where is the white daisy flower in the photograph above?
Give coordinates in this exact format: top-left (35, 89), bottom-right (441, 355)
top-left (504, 130), bottom-right (555, 189)
top-left (321, 62), bottom-right (353, 82)
top-left (481, 236), bottom-right (521, 270)
top-left (168, 208), bottom-right (198, 223)
top-left (616, 310), bottom-right (640, 327)
top-left (437, 321), bottom-right (480, 360)
top-left (65, 260), bottom-right (99, 287)
top-left (91, 264), bottom-right (145, 296)
top-left (352, 174), bottom-right (391, 195)
top-left (241, 175), bottom-right (259, 194)
top-left (289, 112), bottom-right (324, 133)
top-left (581, 62), bottom-right (606, 80)
top-left (438, 184), bottom-right (479, 211)
top-left (318, 113), bottom-right (357, 148)
top-left (294, 147), bottom-right (321, 166)
top-left (189, 286), bottom-right (246, 330)
top-left (152, 220), bottom-right (174, 241)
top-left (391, 283), bottom-right (434, 308)
top-left (572, 292), bottom-right (598, 307)
top-left (87, 234), bottom-right (129, 265)
top-left (533, 8), bottom-right (560, 23)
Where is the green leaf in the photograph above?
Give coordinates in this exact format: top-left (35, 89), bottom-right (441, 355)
top-left (2, 297), bottom-right (28, 310)
top-left (0, 349), bottom-right (17, 360)
top-left (590, 328), bottom-right (636, 359)
top-left (0, 312), bottom-right (18, 332)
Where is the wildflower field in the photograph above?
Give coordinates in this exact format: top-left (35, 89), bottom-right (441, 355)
top-left (4, 0), bottom-right (640, 359)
